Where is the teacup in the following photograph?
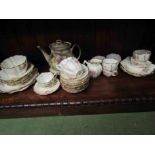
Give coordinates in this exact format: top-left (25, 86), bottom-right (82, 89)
top-left (0, 55), bottom-right (28, 78)
top-left (102, 58), bottom-right (119, 72)
top-left (36, 72), bottom-right (57, 88)
top-left (106, 53), bottom-right (121, 62)
top-left (130, 56), bottom-right (151, 67)
top-left (133, 49), bottom-right (151, 62)
top-left (57, 57), bottom-right (83, 77)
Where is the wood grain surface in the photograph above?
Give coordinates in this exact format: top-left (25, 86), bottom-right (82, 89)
top-left (0, 69), bottom-right (155, 118)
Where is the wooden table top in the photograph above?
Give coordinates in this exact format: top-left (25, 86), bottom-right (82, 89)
top-left (0, 69), bottom-right (155, 118)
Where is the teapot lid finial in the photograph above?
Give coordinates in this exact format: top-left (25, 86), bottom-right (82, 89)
top-left (56, 40), bottom-right (62, 44)
top-left (50, 39), bottom-right (71, 51)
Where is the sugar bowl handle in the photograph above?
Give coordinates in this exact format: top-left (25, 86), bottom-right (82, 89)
top-left (71, 44), bottom-right (81, 60)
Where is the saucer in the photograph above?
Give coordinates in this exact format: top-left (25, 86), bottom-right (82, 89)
top-left (33, 78), bottom-right (60, 95)
top-left (0, 63), bottom-right (34, 81)
top-left (0, 71), bottom-right (39, 94)
top-left (120, 57), bottom-right (155, 77)
top-left (0, 66), bottom-right (37, 86)
top-left (60, 64), bottom-right (90, 93)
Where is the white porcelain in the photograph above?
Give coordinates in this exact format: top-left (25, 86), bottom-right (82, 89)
top-left (57, 57), bottom-right (83, 77)
top-left (60, 64), bottom-right (89, 80)
top-left (120, 57), bottom-right (155, 77)
top-left (0, 55), bottom-right (28, 78)
top-left (103, 69), bottom-right (118, 77)
top-left (106, 53), bottom-right (121, 62)
top-left (33, 78), bottom-right (60, 95)
top-left (37, 40), bottom-right (81, 75)
top-left (89, 56), bottom-right (105, 64)
top-left (133, 49), bottom-right (151, 62)
top-left (130, 56), bottom-right (151, 68)
top-left (60, 64), bottom-right (90, 94)
top-left (0, 71), bottom-right (38, 94)
top-left (83, 60), bottom-right (102, 78)
top-left (102, 58), bottom-right (119, 72)
top-left (0, 63), bottom-right (34, 81)
top-left (37, 72), bottom-right (56, 88)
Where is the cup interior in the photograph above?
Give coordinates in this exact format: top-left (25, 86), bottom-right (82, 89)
top-left (1, 55), bottom-right (26, 69)
top-left (133, 49), bottom-right (151, 56)
top-left (103, 58), bottom-right (118, 64)
top-left (59, 57), bottom-right (82, 76)
top-left (106, 53), bottom-right (121, 62)
top-left (37, 72), bottom-right (54, 84)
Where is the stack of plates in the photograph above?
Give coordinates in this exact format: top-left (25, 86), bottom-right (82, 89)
top-left (0, 63), bottom-right (39, 94)
top-left (60, 64), bottom-right (90, 93)
top-left (120, 57), bottom-right (155, 77)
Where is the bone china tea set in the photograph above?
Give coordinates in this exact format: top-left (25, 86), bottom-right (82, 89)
top-left (0, 39), bottom-right (155, 95)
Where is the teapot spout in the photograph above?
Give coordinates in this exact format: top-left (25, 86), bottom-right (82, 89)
top-left (37, 46), bottom-right (51, 66)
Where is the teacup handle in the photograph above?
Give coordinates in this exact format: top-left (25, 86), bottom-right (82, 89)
top-left (112, 71), bottom-right (118, 76)
top-left (71, 44), bottom-right (81, 60)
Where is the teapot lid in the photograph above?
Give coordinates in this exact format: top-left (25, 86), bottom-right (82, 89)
top-left (50, 40), bottom-right (71, 51)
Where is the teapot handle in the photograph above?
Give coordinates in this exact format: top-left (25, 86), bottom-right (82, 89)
top-left (71, 44), bottom-right (81, 60)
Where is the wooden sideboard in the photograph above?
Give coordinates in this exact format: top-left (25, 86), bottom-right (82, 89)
top-left (0, 19), bottom-right (155, 118)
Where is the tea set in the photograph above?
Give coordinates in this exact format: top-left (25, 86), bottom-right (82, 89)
top-left (0, 39), bottom-right (155, 95)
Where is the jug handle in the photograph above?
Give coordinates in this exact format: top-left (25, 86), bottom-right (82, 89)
top-left (71, 44), bottom-right (81, 60)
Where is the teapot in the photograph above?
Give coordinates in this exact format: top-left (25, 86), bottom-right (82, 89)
top-left (83, 60), bottom-right (102, 78)
top-left (37, 40), bottom-right (81, 73)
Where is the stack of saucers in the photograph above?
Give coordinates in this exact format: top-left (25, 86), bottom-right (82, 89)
top-left (0, 55), bottom-right (39, 94)
top-left (60, 64), bottom-right (89, 93)
top-left (58, 57), bottom-right (90, 93)
top-left (120, 49), bottom-right (155, 77)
